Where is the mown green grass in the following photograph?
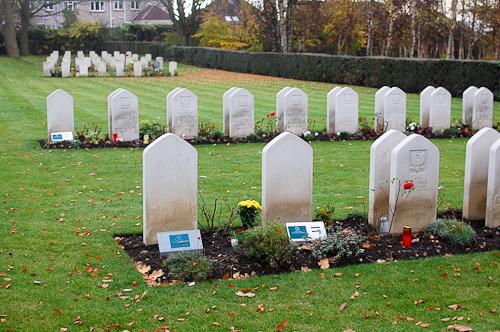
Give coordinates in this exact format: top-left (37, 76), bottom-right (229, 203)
top-left (0, 56), bottom-right (499, 331)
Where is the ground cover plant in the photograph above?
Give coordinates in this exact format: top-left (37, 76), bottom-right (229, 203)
top-left (0, 56), bottom-right (499, 331)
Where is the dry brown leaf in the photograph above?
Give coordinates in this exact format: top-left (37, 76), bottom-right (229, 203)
top-left (447, 324), bottom-right (473, 331)
top-left (235, 291), bottom-right (255, 298)
top-left (319, 258), bottom-right (329, 270)
top-left (340, 302), bottom-right (347, 311)
top-left (335, 273), bottom-right (343, 277)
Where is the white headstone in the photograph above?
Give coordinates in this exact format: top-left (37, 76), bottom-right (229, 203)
top-left (115, 61), bottom-right (124, 77)
top-left (228, 88), bottom-right (254, 138)
top-left (114, 51), bottom-right (120, 58)
top-left (110, 57), bottom-right (117, 71)
top-left (171, 89), bottom-right (198, 139)
top-left (429, 87), bottom-right (451, 131)
top-left (101, 51), bottom-right (108, 58)
top-left (383, 87), bottom-right (406, 132)
top-left (462, 86), bottom-right (478, 125)
top-left (335, 87), bottom-right (359, 134)
top-left (472, 87), bottom-right (494, 129)
top-left (389, 134), bottom-right (440, 233)
top-left (375, 86), bottom-right (390, 132)
top-left (47, 89), bottom-right (74, 141)
top-left (61, 62), bottom-right (70, 78)
top-left (89, 51), bottom-right (95, 58)
top-left (326, 86), bottom-right (342, 134)
top-left (262, 132), bottom-right (313, 223)
top-left (463, 127), bottom-right (500, 221)
top-left (133, 61), bottom-right (142, 77)
top-left (98, 61), bottom-right (106, 77)
top-left (276, 87), bottom-right (292, 132)
top-left (79, 64), bottom-right (88, 77)
top-left (145, 53), bottom-right (152, 62)
top-left (77, 51), bottom-right (84, 58)
top-left (368, 130), bottom-right (407, 226)
top-left (108, 88), bottom-right (123, 137)
top-left (419, 86), bottom-right (436, 127)
top-left (156, 57), bottom-right (164, 69)
top-left (223, 87), bottom-right (239, 135)
top-left (126, 51), bottom-right (132, 57)
top-left (110, 89), bottom-right (139, 141)
top-left (169, 61), bottom-right (177, 76)
top-left (117, 54), bottom-right (125, 62)
top-left (283, 87), bottom-right (308, 134)
top-left (486, 139), bottom-right (500, 228)
top-left (143, 133), bottom-right (198, 245)
top-left (141, 57), bottom-right (148, 69)
top-left (166, 87), bottom-right (183, 133)
top-left (132, 54), bottom-right (139, 61)
top-left (64, 51), bottom-right (71, 57)
top-left (74, 57), bottom-right (82, 70)
top-left (43, 62), bottom-right (52, 77)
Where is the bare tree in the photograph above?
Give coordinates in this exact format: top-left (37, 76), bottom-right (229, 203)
top-left (158, 0), bottom-right (209, 46)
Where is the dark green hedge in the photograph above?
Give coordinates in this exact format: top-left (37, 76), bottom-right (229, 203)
top-left (165, 46), bottom-right (500, 101)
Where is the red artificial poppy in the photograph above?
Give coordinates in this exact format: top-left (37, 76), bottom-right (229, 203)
top-left (267, 114), bottom-right (270, 118)
top-left (403, 182), bottom-right (414, 190)
top-left (271, 112), bottom-right (276, 116)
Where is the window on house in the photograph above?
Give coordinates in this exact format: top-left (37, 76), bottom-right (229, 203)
top-left (45, 1), bottom-right (54, 11)
top-left (114, 1), bottom-right (123, 10)
top-left (130, 1), bottom-right (140, 10)
top-left (90, 1), bottom-right (105, 12)
top-left (64, 1), bottom-right (78, 10)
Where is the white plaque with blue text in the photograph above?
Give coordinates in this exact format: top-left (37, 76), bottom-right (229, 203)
top-left (157, 230), bottom-right (203, 256)
top-left (286, 221), bottom-right (326, 243)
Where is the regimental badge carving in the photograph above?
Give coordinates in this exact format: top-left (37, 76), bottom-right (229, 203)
top-left (392, 94), bottom-right (401, 104)
top-left (120, 97), bottom-right (131, 109)
top-left (344, 93), bottom-right (352, 105)
top-left (181, 96), bottom-right (190, 108)
top-left (238, 95), bottom-right (247, 108)
top-left (438, 93), bottom-right (446, 104)
top-left (409, 149), bottom-right (427, 174)
top-left (292, 95), bottom-right (301, 107)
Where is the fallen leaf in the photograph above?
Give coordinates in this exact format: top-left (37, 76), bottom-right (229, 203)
top-left (335, 273), bottom-right (343, 277)
top-left (340, 302), bottom-right (347, 311)
top-left (52, 309), bottom-right (61, 314)
top-left (301, 266), bottom-right (312, 272)
top-left (448, 324), bottom-right (473, 331)
top-left (235, 291), bottom-right (255, 298)
top-left (319, 258), bottom-right (329, 270)
top-left (276, 324), bottom-right (285, 331)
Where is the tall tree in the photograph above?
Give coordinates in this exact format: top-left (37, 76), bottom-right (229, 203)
top-left (0, 0), bottom-right (20, 58)
top-left (158, 0), bottom-right (209, 46)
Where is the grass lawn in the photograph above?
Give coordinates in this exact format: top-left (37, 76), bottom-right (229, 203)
top-left (0, 56), bottom-right (499, 331)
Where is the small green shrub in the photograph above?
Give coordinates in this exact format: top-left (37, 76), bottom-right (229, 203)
top-left (163, 251), bottom-right (212, 281)
top-left (210, 128), bottom-right (226, 140)
top-left (246, 133), bottom-right (259, 141)
top-left (425, 219), bottom-right (475, 247)
top-left (235, 222), bottom-right (292, 268)
top-left (309, 227), bottom-right (365, 262)
top-left (193, 135), bottom-right (207, 142)
top-left (313, 205), bottom-right (335, 225)
top-left (139, 120), bottom-right (166, 140)
top-left (304, 133), bottom-right (315, 140)
top-left (198, 122), bottom-right (218, 135)
top-left (339, 131), bottom-right (350, 139)
top-left (76, 123), bottom-right (104, 144)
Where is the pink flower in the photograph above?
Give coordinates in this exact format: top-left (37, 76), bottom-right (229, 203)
top-left (403, 183), bottom-right (414, 190)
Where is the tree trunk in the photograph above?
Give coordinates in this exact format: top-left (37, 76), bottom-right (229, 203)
top-left (410, 0), bottom-right (416, 58)
top-left (385, 0), bottom-right (394, 57)
top-left (447, 0), bottom-right (457, 59)
top-left (19, 0), bottom-right (31, 56)
top-left (0, 0), bottom-right (20, 58)
top-left (467, 0), bottom-right (477, 59)
top-left (366, 0), bottom-right (373, 56)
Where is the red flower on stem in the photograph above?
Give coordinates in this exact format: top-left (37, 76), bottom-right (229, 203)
top-left (403, 182), bottom-right (414, 190)
top-left (270, 112), bottom-right (276, 116)
top-left (267, 114), bottom-right (270, 118)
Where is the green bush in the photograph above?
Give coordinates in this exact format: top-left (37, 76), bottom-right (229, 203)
top-left (425, 219), bottom-right (475, 248)
top-left (210, 128), bottom-right (226, 140)
top-left (163, 251), bottom-right (212, 281)
top-left (139, 120), bottom-right (166, 140)
top-left (235, 222), bottom-right (293, 268)
top-left (309, 227), bottom-right (365, 262)
top-left (246, 133), bottom-right (259, 141)
top-left (313, 205), bottom-right (335, 225)
top-left (76, 123), bottom-right (104, 144)
top-left (170, 47), bottom-right (500, 101)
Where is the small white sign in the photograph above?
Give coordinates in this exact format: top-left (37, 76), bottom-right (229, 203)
top-left (50, 131), bottom-right (74, 142)
top-left (157, 229), bottom-right (203, 256)
top-left (286, 221), bottom-right (327, 243)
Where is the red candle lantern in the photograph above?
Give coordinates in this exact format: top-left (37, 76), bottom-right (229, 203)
top-left (403, 225), bottom-right (412, 247)
top-left (113, 133), bottom-right (117, 143)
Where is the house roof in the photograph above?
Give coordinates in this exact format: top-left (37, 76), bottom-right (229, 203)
top-left (132, 5), bottom-right (171, 22)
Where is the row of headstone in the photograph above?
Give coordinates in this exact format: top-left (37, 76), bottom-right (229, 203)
top-left (463, 127), bottom-right (500, 227)
top-left (369, 130), bottom-right (440, 234)
top-left (143, 131), bottom-right (313, 245)
top-left (462, 86), bottom-right (494, 128)
top-left (44, 50), bottom-right (176, 77)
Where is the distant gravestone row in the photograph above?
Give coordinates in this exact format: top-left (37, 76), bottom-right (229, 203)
top-left (43, 50), bottom-right (177, 78)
